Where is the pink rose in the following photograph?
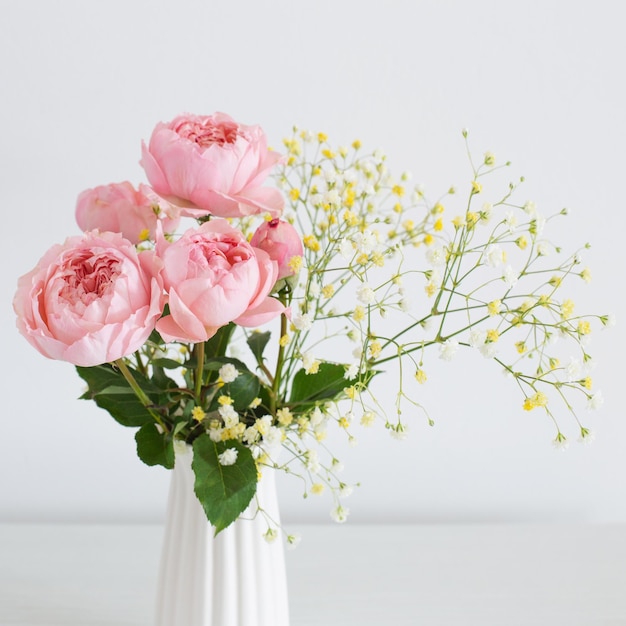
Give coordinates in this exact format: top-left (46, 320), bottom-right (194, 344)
top-left (14, 231), bottom-right (164, 367)
top-left (75, 181), bottom-right (180, 244)
top-left (140, 112), bottom-right (285, 219)
top-left (250, 219), bottom-right (304, 280)
top-left (155, 220), bottom-right (285, 343)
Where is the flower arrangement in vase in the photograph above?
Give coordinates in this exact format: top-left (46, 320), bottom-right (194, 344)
top-left (13, 111), bottom-right (610, 624)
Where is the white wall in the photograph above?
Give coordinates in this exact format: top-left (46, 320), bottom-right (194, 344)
top-left (2, 0), bottom-right (624, 525)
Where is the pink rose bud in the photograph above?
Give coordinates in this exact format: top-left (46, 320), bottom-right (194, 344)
top-left (140, 112), bottom-right (285, 220)
top-left (250, 219), bottom-right (303, 280)
top-left (155, 219), bottom-right (285, 343)
top-left (14, 231), bottom-right (165, 367)
top-left (75, 181), bottom-right (180, 244)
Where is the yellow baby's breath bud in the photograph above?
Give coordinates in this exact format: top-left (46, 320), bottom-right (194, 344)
top-left (277, 407), bottom-right (293, 426)
top-left (392, 184), bottom-right (405, 197)
top-left (471, 181), bottom-right (483, 194)
top-left (312, 165), bottom-right (322, 176)
top-left (433, 202), bottom-right (445, 214)
top-left (345, 386), bottom-right (357, 400)
top-left (217, 395), bottom-right (233, 406)
top-left (344, 210), bottom-right (359, 227)
top-left (538, 294), bottom-right (551, 306)
top-left (515, 236), bottom-right (528, 250)
top-left (580, 268), bottom-right (592, 283)
top-left (533, 391), bottom-right (548, 407)
top-left (523, 397), bottom-right (535, 411)
top-left (311, 483), bottom-right (325, 495)
top-left (415, 369), bottom-right (427, 384)
top-left (433, 217), bottom-right (444, 231)
top-left (352, 306), bottom-right (366, 322)
top-left (317, 132), bottom-right (328, 143)
top-left (423, 233), bottom-right (434, 246)
top-left (338, 416), bottom-right (350, 429)
top-left (279, 334), bottom-right (290, 347)
top-left (548, 275), bottom-right (562, 288)
top-left (322, 148), bottom-right (335, 159)
top-left (321, 284), bottom-right (335, 298)
top-left (425, 282), bottom-right (437, 297)
top-left (368, 340), bottom-right (382, 359)
top-left (138, 228), bottom-right (151, 242)
top-left (287, 155), bottom-right (296, 166)
top-left (402, 219), bottom-right (415, 231)
top-left (583, 377), bottom-right (593, 390)
top-left (289, 188), bottom-right (300, 201)
top-left (356, 253), bottom-right (369, 265)
top-left (249, 397), bottom-right (262, 409)
top-left (303, 234), bottom-right (320, 252)
top-left (288, 255), bottom-right (303, 274)
top-left (466, 211), bottom-right (479, 226)
top-left (191, 406), bottom-right (206, 422)
top-left (393, 203), bottom-right (403, 214)
top-left (486, 329), bottom-right (499, 343)
top-left (487, 300), bottom-right (501, 316)
top-left (452, 215), bottom-right (465, 228)
top-left (352, 139), bottom-right (362, 150)
top-left (515, 341), bottom-right (526, 354)
top-left (371, 251), bottom-right (385, 267)
top-left (578, 320), bottom-right (592, 335)
top-left (561, 299), bottom-right (575, 319)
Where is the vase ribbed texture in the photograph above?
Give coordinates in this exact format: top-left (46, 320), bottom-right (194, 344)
top-left (155, 447), bottom-right (290, 626)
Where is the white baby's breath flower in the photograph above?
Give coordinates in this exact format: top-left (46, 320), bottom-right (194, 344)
top-left (339, 238), bottom-right (354, 259)
top-left (286, 534), bottom-right (302, 550)
top-left (587, 391), bottom-right (604, 410)
top-left (218, 404), bottom-right (239, 428)
top-left (345, 363), bottom-right (359, 379)
top-left (356, 284), bottom-right (376, 305)
top-left (263, 426), bottom-right (283, 447)
top-left (479, 342), bottom-right (498, 358)
top-left (439, 339), bottom-right (459, 361)
top-left (426, 246), bottom-right (446, 267)
top-left (504, 211), bottom-right (518, 234)
top-left (292, 312), bottom-right (313, 330)
top-left (218, 448), bottom-right (238, 466)
top-left (485, 244), bottom-right (505, 268)
top-left (523, 201), bottom-right (537, 217)
top-left (502, 265), bottom-right (518, 287)
top-left (537, 241), bottom-right (550, 256)
top-left (330, 505), bottom-right (350, 523)
top-left (469, 329), bottom-right (486, 349)
top-left (218, 363), bottom-right (239, 383)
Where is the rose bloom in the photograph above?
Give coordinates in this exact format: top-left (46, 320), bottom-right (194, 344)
top-left (140, 112), bottom-right (285, 219)
top-left (156, 219), bottom-right (285, 343)
top-left (14, 231), bottom-right (164, 367)
top-left (250, 218), bottom-right (304, 280)
top-left (75, 181), bottom-right (180, 244)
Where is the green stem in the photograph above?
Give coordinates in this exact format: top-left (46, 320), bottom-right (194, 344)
top-left (114, 358), bottom-right (168, 432)
top-left (194, 341), bottom-right (205, 402)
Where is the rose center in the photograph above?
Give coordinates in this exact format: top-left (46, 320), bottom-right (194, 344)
top-left (59, 252), bottom-right (121, 306)
top-left (175, 119), bottom-right (239, 148)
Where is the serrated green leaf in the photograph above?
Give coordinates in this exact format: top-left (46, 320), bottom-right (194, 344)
top-left (135, 423), bottom-right (175, 469)
top-left (246, 331), bottom-right (271, 363)
top-left (191, 435), bottom-right (257, 534)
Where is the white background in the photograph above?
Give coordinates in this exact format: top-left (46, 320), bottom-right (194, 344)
top-left (1, 0), bottom-right (624, 527)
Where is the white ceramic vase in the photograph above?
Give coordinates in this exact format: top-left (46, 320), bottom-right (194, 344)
top-left (154, 446), bottom-right (290, 626)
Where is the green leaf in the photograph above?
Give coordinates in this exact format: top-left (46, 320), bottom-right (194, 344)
top-left (76, 364), bottom-right (159, 428)
top-left (191, 434), bottom-right (257, 534)
top-left (289, 362), bottom-right (350, 405)
top-left (223, 370), bottom-right (261, 412)
top-left (246, 331), bottom-right (271, 363)
top-left (135, 423), bottom-right (175, 469)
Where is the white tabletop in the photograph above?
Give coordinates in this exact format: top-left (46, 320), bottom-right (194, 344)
top-left (1, 522), bottom-right (625, 626)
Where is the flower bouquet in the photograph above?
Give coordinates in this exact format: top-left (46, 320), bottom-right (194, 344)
top-left (13, 112), bottom-right (609, 623)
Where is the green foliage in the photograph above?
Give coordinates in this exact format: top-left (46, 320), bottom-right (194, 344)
top-left (191, 434), bottom-right (258, 534)
top-left (135, 423), bottom-right (175, 469)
